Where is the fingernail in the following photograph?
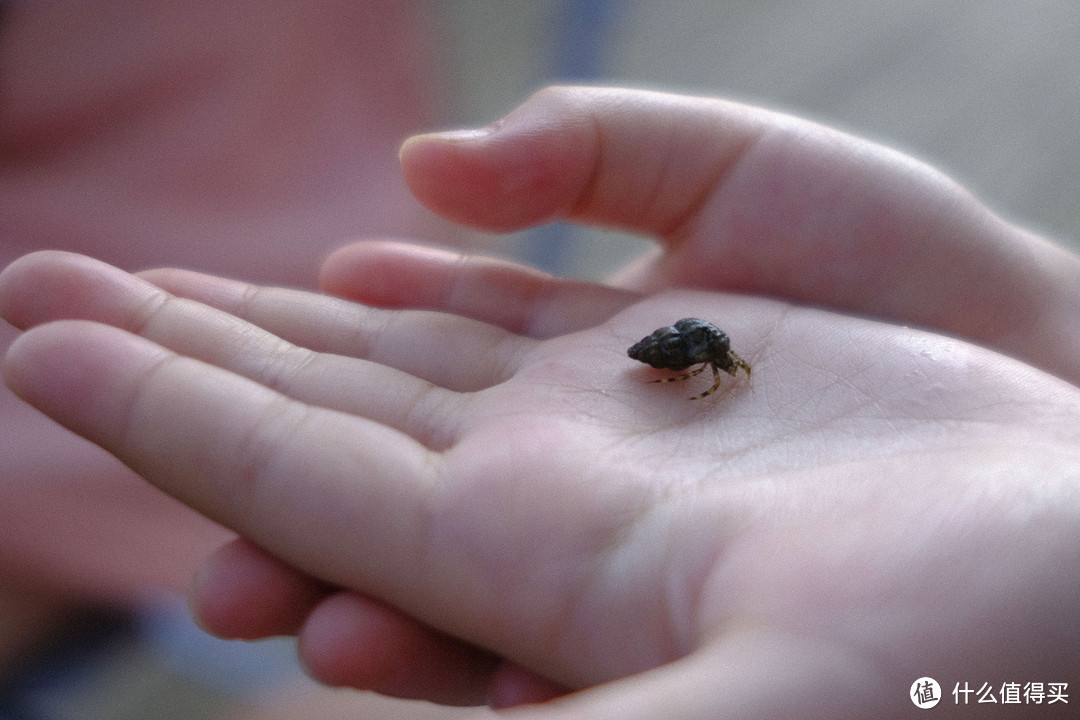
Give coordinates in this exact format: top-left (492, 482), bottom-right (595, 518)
top-left (432, 127), bottom-right (496, 142)
top-left (400, 126), bottom-right (494, 152)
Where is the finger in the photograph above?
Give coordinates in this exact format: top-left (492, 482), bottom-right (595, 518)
top-left (197, 539), bottom-right (505, 706)
top-left (2, 321), bottom-right (443, 612)
top-left (194, 539), bottom-right (562, 707)
top-left (298, 592), bottom-right (499, 706)
top-left (318, 240), bottom-right (636, 337)
top-left (0, 250), bottom-right (162, 332)
top-left (191, 538), bottom-right (333, 639)
top-left (401, 86), bottom-right (1080, 382)
top-left (1, 250), bottom-right (524, 393)
top-left (0, 252), bottom-right (507, 446)
top-left (0, 252), bottom-right (459, 446)
top-left (398, 85), bottom-right (761, 237)
top-left (137, 263), bottom-right (526, 393)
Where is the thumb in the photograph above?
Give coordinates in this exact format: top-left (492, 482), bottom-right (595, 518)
top-left (400, 86), bottom-right (1080, 386)
top-left (398, 85), bottom-right (763, 237)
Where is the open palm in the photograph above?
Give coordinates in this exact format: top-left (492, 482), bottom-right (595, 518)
top-left (3, 87), bottom-right (1080, 718)
top-left (3, 247), bottom-right (1079, 719)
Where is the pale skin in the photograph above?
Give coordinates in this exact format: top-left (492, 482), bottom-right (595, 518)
top-left (3, 87), bottom-right (1080, 718)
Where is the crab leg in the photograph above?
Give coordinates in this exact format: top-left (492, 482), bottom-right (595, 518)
top-left (689, 364), bottom-right (725, 400)
top-left (648, 363), bottom-right (708, 384)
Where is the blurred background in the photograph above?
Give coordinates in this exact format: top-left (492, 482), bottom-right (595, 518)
top-left (2, 1), bottom-right (1078, 718)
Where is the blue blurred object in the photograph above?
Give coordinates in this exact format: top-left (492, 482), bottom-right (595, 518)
top-left (525, 0), bottom-right (618, 276)
top-left (0, 596), bottom-right (300, 720)
top-left (0, 606), bottom-right (135, 720)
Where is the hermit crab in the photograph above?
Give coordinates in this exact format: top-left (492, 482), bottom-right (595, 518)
top-left (628, 318), bottom-right (750, 399)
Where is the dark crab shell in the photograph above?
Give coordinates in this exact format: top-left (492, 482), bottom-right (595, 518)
top-left (627, 318), bottom-right (732, 371)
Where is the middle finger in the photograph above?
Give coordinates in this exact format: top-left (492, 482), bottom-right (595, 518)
top-left (139, 266), bottom-right (530, 393)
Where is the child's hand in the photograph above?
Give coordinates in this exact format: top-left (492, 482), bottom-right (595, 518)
top-left (386, 86), bottom-right (1080, 385)
top-left (3, 87), bottom-right (1080, 717)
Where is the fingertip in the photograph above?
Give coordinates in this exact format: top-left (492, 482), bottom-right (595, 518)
top-left (297, 592), bottom-right (497, 705)
top-left (190, 539), bottom-right (330, 640)
top-left (297, 592), bottom-right (402, 689)
top-left (0, 251), bottom-right (161, 330)
top-left (2, 321), bottom-right (166, 442)
top-left (0, 251), bottom-right (86, 328)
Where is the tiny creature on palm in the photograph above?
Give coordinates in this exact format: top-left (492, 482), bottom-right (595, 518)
top-left (627, 318), bottom-right (750, 399)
